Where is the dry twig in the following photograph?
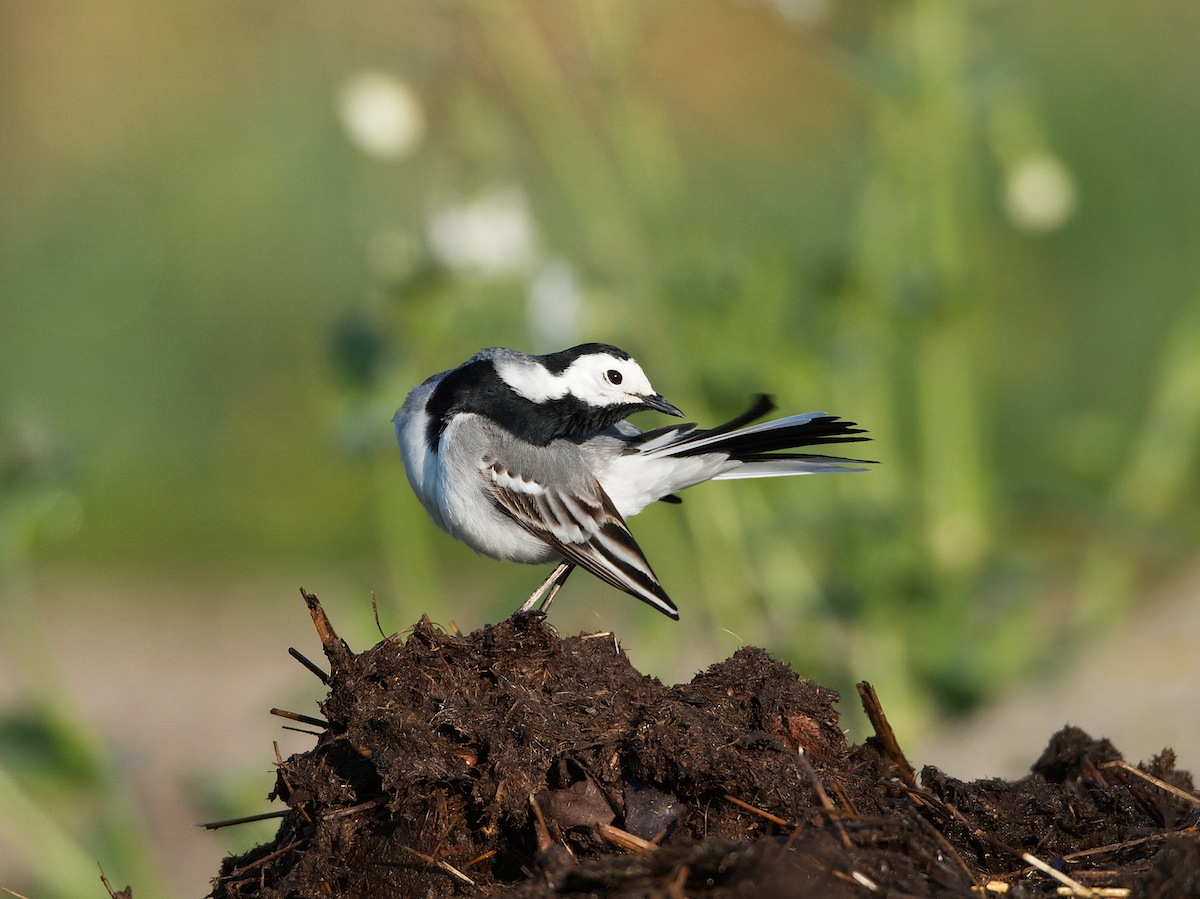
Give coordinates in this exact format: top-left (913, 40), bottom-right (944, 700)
top-left (98, 866), bottom-right (133, 899)
top-left (796, 746), bottom-right (852, 849)
top-left (598, 822), bottom-right (658, 853)
top-left (399, 846), bottom-right (477, 886)
top-left (1022, 851), bottom-right (1100, 897)
top-left (200, 810), bottom-right (288, 830)
top-left (723, 793), bottom-right (789, 826)
top-left (288, 646), bottom-right (330, 683)
top-left (270, 707), bottom-right (328, 729)
top-left (1100, 759), bottom-right (1200, 805)
top-left (300, 587), bottom-right (352, 668)
top-left (856, 681), bottom-right (917, 788)
top-left (529, 792), bottom-right (554, 852)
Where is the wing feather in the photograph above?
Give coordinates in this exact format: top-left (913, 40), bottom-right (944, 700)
top-left (484, 457), bottom-right (679, 619)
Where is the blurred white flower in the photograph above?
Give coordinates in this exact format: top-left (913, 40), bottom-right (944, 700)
top-left (1004, 153), bottom-right (1077, 233)
top-left (338, 72), bottom-right (424, 159)
top-left (766, 0), bottom-right (829, 25)
top-left (427, 187), bottom-right (538, 277)
top-left (527, 259), bottom-right (583, 349)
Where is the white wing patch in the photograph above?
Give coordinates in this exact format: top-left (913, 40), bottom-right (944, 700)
top-left (486, 461), bottom-right (547, 495)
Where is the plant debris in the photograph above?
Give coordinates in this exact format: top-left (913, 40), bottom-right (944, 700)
top-left (209, 589), bottom-right (1200, 897)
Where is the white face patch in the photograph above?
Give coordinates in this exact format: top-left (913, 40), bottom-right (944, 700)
top-left (496, 350), bottom-right (659, 408)
top-left (561, 353), bottom-right (657, 409)
top-left (495, 358), bottom-right (571, 403)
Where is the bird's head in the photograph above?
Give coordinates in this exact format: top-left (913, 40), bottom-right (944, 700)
top-left (496, 343), bottom-right (684, 419)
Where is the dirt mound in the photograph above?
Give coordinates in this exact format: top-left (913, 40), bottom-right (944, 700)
top-left (210, 591), bottom-right (1199, 897)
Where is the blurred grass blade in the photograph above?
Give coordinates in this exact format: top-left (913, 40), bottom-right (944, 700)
top-left (1112, 298), bottom-right (1200, 521)
top-left (0, 762), bottom-right (108, 897)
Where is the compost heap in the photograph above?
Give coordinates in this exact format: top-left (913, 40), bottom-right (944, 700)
top-left (209, 591), bottom-right (1199, 898)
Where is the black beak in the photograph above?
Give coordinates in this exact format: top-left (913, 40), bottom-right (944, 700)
top-left (640, 393), bottom-right (685, 418)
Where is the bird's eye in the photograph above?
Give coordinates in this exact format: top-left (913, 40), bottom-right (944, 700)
top-left (605, 369), bottom-right (623, 385)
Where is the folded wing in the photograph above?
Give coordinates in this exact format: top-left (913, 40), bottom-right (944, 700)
top-left (483, 448), bottom-right (679, 619)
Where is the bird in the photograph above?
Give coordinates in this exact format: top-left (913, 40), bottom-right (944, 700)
top-left (392, 343), bottom-right (872, 620)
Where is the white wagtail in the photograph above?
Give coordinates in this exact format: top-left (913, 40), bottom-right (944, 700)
top-left (393, 343), bottom-right (871, 619)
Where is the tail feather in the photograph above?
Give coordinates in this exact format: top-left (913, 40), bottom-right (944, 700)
top-left (630, 393), bottom-right (776, 453)
top-left (686, 393), bottom-right (777, 440)
top-left (711, 455), bottom-right (871, 479)
top-left (673, 413), bottom-right (869, 459)
top-left (641, 395), bottom-right (873, 467)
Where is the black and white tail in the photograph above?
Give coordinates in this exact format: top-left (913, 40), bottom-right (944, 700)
top-left (632, 394), bottom-right (874, 485)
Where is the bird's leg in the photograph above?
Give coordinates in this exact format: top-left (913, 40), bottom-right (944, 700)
top-left (519, 562), bottom-right (574, 613)
top-left (537, 563), bottom-right (575, 613)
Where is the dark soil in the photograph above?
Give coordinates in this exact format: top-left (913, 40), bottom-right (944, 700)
top-left (209, 591), bottom-right (1200, 898)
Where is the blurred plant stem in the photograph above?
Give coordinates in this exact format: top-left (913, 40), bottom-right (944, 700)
top-left (1074, 284), bottom-right (1200, 635)
top-left (888, 0), bottom-right (991, 573)
top-left (465, 2), bottom-right (653, 279)
top-left (1111, 295), bottom-right (1200, 523)
top-left (833, 0), bottom-right (995, 701)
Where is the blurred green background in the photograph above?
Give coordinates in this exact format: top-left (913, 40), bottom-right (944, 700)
top-left (4, 1), bottom-right (1200, 896)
